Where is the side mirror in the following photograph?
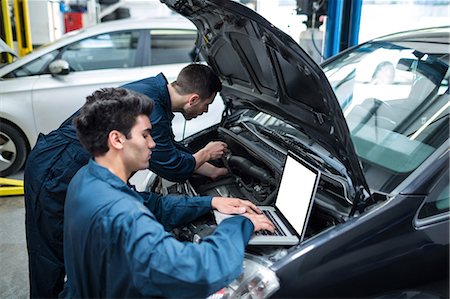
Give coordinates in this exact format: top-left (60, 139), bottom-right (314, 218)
top-left (49, 59), bottom-right (70, 75)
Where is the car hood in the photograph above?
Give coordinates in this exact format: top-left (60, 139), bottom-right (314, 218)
top-left (0, 38), bottom-right (18, 64)
top-left (162, 0), bottom-right (371, 205)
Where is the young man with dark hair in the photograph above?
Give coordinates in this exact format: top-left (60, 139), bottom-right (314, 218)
top-left (122, 63), bottom-right (228, 182)
top-left (23, 64), bottom-right (234, 298)
top-left (62, 87), bottom-right (274, 298)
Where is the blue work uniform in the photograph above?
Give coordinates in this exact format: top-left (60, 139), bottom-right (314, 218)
top-left (122, 73), bottom-right (196, 182)
top-left (24, 73), bottom-right (212, 298)
top-left (24, 112), bottom-right (90, 298)
top-left (62, 160), bottom-right (253, 298)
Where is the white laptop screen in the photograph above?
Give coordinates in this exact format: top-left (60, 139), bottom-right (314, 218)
top-left (276, 155), bottom-right (319, 237)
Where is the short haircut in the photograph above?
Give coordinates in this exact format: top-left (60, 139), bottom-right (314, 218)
top-left (74, 87), bottom-right (153, 156)
top-left (172, 63), bottom-right (222, 100)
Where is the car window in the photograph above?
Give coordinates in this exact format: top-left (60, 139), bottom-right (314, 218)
top-left (148, 29), bottom-right (197, 65)
top-left (4, 50), bottom-right (60, 78)
top-left (323, 42), bottom-right (449, 193)
top-left (61, 30), bottom-right (141, 71)
top-left (417, 170), bottom-right (449, 220)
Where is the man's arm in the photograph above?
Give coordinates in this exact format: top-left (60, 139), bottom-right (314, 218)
top-left (138, 191), bottom-right (212, 231)
top-left (138, 191), bottom-right (274, 232)
top-left (192, 141), bottom-right (227, 170)
top-left (124, 211), bottom-right (254, 298)
top-left (123, 197), bottom-right (273, 298)
top-left (194, 162), bottom-right (228, 180)
top-left (193, 141), bottom-right (229, 180)
top-left (149, 112), bottom-right (196, 182)
top-left (151, 137), bottom-right (228, 181)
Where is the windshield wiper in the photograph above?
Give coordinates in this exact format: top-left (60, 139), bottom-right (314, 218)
top-left (243, 120), bottom-right (372, 215)
top-left (246, 121), bottom-right (348, 178)
top-left (406, 113), bottom-right (449, 138)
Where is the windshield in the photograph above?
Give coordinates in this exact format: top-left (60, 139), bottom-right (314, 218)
top-left (323, 38), bottom-right (449, 193)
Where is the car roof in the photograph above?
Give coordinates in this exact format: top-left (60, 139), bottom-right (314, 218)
top-left (375, 26), bottom-right (450, 42)
top-left (72, 16), bottom-right (195, 35)
top-left (374, 26), bottom-right (450, 55)
top-left (0, 17), bottom-right (196, 74)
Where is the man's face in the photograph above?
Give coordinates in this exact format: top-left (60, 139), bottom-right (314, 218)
top-left (122, 115), bottom-right (156, 172)
top-left (183, 92), bottom-right (216, 120)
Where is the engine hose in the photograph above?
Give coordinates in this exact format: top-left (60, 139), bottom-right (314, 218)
top-left (236, 175), bottom-right (277, 205)
top-left (227, 155), bottom-right (276, 185)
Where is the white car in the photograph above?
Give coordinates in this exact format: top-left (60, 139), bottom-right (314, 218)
top-left (0, 17), bottom-right (224, 176)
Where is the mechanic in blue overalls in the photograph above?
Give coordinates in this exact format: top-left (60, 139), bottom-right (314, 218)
top-left (61, 87), bottom-right (274, 297)
top-left (24, 64), bottom-right (229, 298)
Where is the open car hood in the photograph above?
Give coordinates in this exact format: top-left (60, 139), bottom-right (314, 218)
top-left (162, 0), bottom-right (371, 204)
top-left (0, 38), bottom-right (18, 65)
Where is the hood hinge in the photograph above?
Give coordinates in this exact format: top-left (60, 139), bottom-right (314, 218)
top-left (349, 186), bottom-right (372, 217)
top-left (315, 111), bottom-right (325, 125)
top-left (220, 99), bottom-right (233, 126)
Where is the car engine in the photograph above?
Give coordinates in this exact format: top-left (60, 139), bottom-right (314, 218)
top-left (149, 111), bottom-right (355, 256)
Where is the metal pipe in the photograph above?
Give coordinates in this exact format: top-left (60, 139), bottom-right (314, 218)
top-left (348, 0), bottom-right (362, 48)
top-left (13, 0), bottom-right (32, 56)
top-left (0, 0), bottom-right (15, 62)
top-left (323, 0), bottom-right (344, 59)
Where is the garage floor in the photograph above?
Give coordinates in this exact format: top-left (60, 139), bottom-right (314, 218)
top-left (0, 172), bottom-right (29, 299)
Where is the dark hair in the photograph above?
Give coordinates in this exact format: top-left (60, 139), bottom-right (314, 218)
top-left (172, 64), bottom-right (222, 100)
top-left (74, 87), bottom-right (153, 156)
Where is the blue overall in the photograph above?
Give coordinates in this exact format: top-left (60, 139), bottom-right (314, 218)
top-left (24, 112), bottom-right (89, 297)
top-left (24, 73), bottom-right (203, 298)
top-left (122, 73), bottom-right (196, 182)
top-left (62, 160), bottom-right (253, 298)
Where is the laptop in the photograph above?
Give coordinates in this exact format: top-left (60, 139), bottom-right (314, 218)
top-left (214, 153), bottom-right (321, 246)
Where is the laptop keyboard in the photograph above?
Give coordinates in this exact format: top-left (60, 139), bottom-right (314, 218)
top-left (254, 210), bottom-right (286, 236)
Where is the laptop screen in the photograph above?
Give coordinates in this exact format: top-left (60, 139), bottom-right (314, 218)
top-left (276, 155), bottom-right (320, 239)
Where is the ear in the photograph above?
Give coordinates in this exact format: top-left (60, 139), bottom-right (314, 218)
top-left (109, 130), bottom-right (125, 150)
top-left (187, 93), bottom-right (200, 106)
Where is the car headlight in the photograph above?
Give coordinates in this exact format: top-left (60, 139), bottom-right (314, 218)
top-left (210, 254), bottom-right (280, 299)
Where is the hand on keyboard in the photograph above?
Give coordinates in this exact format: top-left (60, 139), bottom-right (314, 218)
top-left (255, 229), bottom-right (274, 236)
top-left (242, 212), bottom-right (275, 233)
top-left (211, 197), bottom-right (262, 215)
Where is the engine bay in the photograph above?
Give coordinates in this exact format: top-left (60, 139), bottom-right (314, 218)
top-left (149, 110), bottom-right (358, 257)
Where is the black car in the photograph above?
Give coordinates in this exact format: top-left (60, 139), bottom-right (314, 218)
top-left (152, 0), bottom-right (449, 297)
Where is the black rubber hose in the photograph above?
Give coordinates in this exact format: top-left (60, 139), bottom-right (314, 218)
top-left (227, 156), bottom-right (275, 185)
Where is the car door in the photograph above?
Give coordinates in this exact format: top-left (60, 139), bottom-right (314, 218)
top-left (31, 29), bottom-right (149, 136)
top-left (29, 27), bottom-right (219, 141)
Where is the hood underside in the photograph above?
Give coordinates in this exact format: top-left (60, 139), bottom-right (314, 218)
top-left (162, 0), bottom-right (370, 202)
